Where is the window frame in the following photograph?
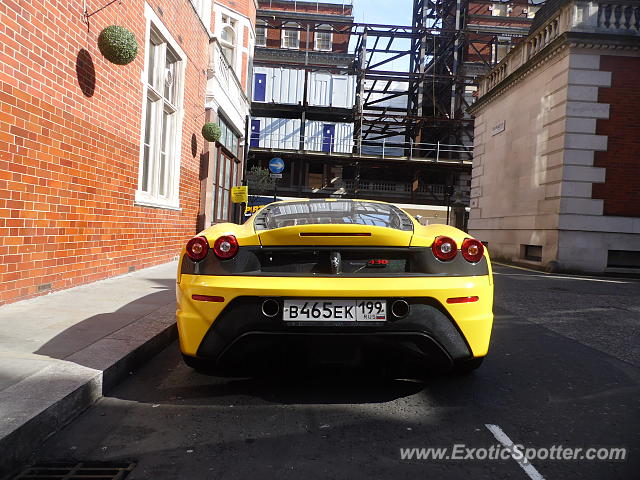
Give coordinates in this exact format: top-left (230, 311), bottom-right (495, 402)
top-left (135, 4), bottom-right (186, 210)
top-left (220, 24), bottom-right (237, 66)
top-left (255, 20), bottom-right (267, 47)
top-left (314, 24), bottom-right (333, 51)
top-left (281, 22), bottom-right (300, 50)
top-left (491, 36), bottom-right (512, 64)
top-left (218, 116), bottom-right (241, 157)
top-left (213, 151), bottom-right (241, 223)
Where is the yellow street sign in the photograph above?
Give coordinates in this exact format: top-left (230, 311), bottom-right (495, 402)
top-left (231, 186), bottom-right (248, 204)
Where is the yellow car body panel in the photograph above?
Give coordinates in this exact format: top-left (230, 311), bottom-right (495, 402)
top-left (256, 224), bottom-right (414, 247)
top-left (177, 199), bottom-right (494, 372)
top-left (177, 273), bottom-right (493, 357)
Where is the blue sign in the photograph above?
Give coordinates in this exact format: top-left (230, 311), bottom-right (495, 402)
top-left (269, 157), bottom-right (285, 174)
top-left (244, 195), bottom-right (283, 216)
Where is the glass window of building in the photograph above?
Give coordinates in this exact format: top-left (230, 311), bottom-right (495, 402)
top-left (315, 24), bottom-right (333, 51)
top-left (220, 25), bottom-right (236, 66)
top-left (256, 20), bottom-right (267, 46)
top-left (282, 22), bottom-right (300, 49)
top-left (138, 25), bottom-right (183, 206)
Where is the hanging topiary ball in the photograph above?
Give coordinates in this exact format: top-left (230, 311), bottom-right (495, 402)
top-left (97, 25), bottom-right (138, 65)
top-left (202, 122), bottom-right (221, 143)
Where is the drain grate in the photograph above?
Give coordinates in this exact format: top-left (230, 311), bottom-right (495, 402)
top-left (12, 462), bottom-right (136, 480)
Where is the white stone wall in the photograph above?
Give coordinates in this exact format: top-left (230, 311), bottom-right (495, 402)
top-left (469, 49), bottom-right (573, 265)
top-left (558, 230), bottom-right (640, 272)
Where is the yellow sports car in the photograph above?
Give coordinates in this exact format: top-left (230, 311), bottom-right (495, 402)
top-left (177, 199), bottom-right (493, 376)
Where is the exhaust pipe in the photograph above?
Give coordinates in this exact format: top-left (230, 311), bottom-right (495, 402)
top-left (261, 299), bottom-right (280, 318)
top-left (391, 299), bottom-right (410, 319)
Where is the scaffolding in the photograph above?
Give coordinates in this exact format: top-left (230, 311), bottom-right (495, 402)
top-left (353, 0), bottom-right (541, 161)
top-left (251, 0), bottom-right (541, 210)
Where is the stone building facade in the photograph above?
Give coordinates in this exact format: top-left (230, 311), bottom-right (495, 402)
top-left (468, 0), bottom-right (640, 273)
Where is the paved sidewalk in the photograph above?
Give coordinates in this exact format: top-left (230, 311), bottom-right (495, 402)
top-left (0, 262), bottom-right (178, 476)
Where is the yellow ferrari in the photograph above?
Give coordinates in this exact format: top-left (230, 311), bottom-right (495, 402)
top-left (177, 199), bottom-right (493, 376)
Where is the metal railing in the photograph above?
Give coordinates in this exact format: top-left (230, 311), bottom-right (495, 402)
top-left (260, 0), bottom-right (353, 14)
top-left (249, 131), bottom-right (473, 162)
top-left (361, 139), bottom-right (473, 161)
top-left (209, 40), bottom-right (250, 114)
top-left (343, 180), bottom-right (448, 194)
top-left (276, 181), bottom-right (470, 200)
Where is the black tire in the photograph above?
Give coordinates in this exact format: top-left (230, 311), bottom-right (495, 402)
top-left (182, 354), bottom-right (214, 373)
top-left (453, 356), bottom-right (485, 375)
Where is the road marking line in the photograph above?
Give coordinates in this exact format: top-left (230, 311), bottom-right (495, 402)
top-left (494, 272), bottom-right (630, 284)
top-left (485, 424), bottom-right (545, 480)
top-left (494, 262), bottom-right (550, 274)
top-left (494, 262), bottom-right (637, 283)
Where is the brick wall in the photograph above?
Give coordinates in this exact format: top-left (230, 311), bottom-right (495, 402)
top-left (219, 0), bottom-right (257, 19)
top-left (592, 55), bottom-right (640, 217)
top-left (259, 0), bottom-right (352, 54)
top-left (0, 0), bottom-right (211, 305)
top-left (465, 1), bottom-right (533, 64)
top-left (263, 21), bottom-right (351, 53)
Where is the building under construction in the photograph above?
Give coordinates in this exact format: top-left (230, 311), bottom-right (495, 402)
top-left (247, 0), bottom-right (544, 226)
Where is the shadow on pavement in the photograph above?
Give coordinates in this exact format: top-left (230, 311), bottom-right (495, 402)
top-left (33, 278), bottom-right (175, 368)
top-left (146, 372), bottom-right (428, 405)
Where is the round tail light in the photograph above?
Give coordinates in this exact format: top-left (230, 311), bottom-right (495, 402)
top-left (186, 236), bottom-right (209, 261)
top-left (432, 236), bottom-right (457, 261)
top-left (461, 238), bottom-right (484, 263)
top-left (213, 235), bottom-right (239, 259)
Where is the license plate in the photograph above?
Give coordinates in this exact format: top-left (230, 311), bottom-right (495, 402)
top-left (283, 299), bottom-right (387, 322)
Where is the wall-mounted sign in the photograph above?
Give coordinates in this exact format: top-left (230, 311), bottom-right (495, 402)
top-left (244, 196), bottom-right (282, 216)
top-left (231, 186), bottom-right (248, 204)
top-left (269, 157), bottom-right (285, 174)
top-left (491, 121), bottom-right (506, 136)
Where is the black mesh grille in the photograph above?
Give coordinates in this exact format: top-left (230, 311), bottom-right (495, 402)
top-left (11, 462), bottom-right (136, 480)
top-left (255, 249), bottom-right (410, 274)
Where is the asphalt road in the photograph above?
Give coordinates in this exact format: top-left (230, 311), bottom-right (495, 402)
top-left (22, 265), bottom-right (640, 479)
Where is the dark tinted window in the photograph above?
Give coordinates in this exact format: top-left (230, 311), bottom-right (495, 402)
top-left (254, 200), bottom-right (414, 231)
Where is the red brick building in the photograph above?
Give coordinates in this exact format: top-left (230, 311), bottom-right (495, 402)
top-left (591, 55), bottom-right (640, 218)
top-left (256, 0), bottom-right (351, 55)
top-left (0, 0), bottom-right (256, 305)
top-left (465, 0), bottom-right (543, 65)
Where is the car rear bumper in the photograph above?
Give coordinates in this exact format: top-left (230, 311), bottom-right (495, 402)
top-left (177, 274), bottom-right (494, 365)
top-left (194, 296), bottom-right (476, 372)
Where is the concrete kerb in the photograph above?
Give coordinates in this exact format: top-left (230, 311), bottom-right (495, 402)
top-left (0, 316), bottom-right (177, 477)
top-left (0, 264), bottom-right (179, 478)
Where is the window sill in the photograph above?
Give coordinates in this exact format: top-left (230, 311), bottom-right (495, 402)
top-left (135, 192), bottom-right (182, 211)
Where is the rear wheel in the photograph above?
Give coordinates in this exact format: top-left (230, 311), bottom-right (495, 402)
top-left (182, 354), bottom-right (214, 373)
top-left (453, 356), bottom-right (484, 375)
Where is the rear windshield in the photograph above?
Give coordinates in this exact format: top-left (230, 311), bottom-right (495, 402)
top-left (253, 200), bottom-right (414, 231)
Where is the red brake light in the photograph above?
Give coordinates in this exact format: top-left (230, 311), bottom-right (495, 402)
top-left (432, 236), bottom-right (457, 261)
top-left (186, 236), bottom-right (209, 261)
top-left (461, 238), bottom-right (484, 263)
top-left (213, 235), bottom-right (239, 259)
